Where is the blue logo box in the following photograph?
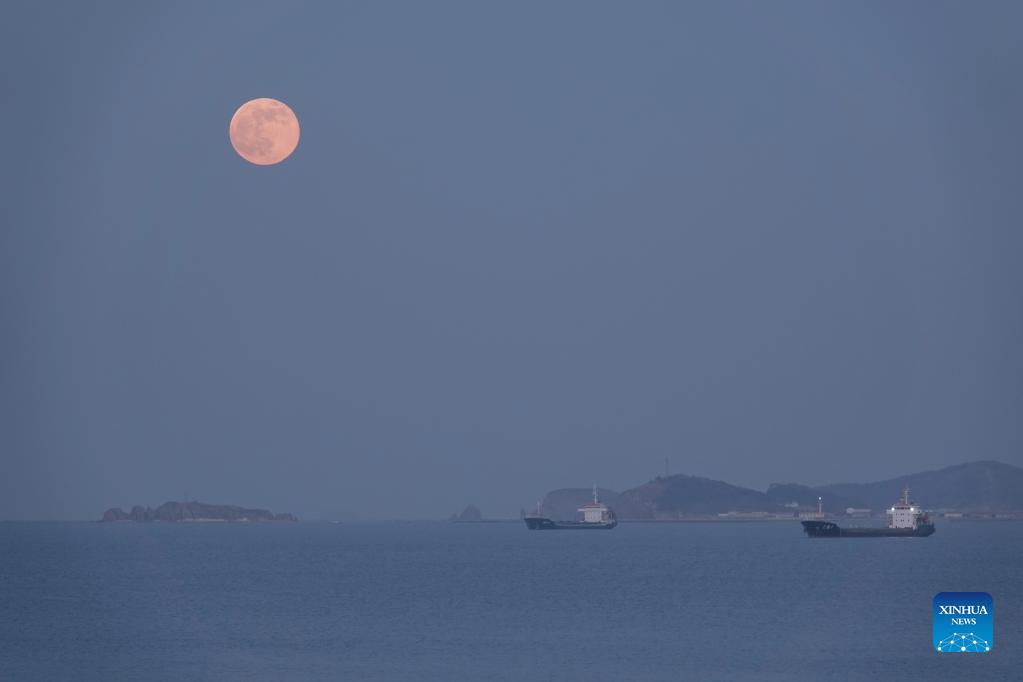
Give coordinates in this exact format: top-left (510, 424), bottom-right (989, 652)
top-left (933, 592), bottom-right (993, 653)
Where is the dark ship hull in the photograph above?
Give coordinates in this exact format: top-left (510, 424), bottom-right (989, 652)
top-left (801, 520), bottom-right (935, 538)
top-left (524, 516), bottom-right (618, 530)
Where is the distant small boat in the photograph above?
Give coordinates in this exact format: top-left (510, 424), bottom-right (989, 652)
top-left (524, 485), bottom-right (618, 530)
top-left (802, 486), bottom-right (935, 538)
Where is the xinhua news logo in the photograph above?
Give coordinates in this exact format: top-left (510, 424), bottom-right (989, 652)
top-left (933, 592), bottom-right (993, 653)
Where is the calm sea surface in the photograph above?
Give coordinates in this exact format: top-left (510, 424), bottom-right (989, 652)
top-left (1, 521), bottom-right (1020, 681)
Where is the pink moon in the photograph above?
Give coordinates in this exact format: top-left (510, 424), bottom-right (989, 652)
top-left (229, 98), bottom-right (300, 165)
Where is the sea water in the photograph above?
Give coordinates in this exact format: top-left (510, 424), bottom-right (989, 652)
top-left (1, 521), bottom-right (1020, 681)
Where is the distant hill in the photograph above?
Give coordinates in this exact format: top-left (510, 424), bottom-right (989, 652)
top-left (540, 488), bottom-right (620, 521)
top-left (817, 461), bottom-right (1023, 512)
top-left (615, 475), bottom-right (781, 519)
top-left (765, 483), bottom-right (865, 514)
top-left (544, 461), bottom-right (1023, 519)
top-left (101, 501), bottom-right (297, 522)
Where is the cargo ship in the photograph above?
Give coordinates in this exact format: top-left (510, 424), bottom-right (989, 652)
top-left (524, 486), bottom-right (618, 530)
top-left (801, 486), bottom-right (935, 538)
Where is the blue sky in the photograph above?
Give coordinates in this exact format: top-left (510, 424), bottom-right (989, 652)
top-left (2, 1), bottom-right (1021, 519)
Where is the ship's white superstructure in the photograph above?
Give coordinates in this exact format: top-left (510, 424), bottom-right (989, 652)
top-left (578, 485), bottom-right (614, 524)
top-left (887, 486), bottom-right (926, 529)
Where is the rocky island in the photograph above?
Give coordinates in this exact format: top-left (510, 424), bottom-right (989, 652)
top-left (101, 501), bottom-right (298, 523)
top-left (449, 504), bottom-right (484, 522)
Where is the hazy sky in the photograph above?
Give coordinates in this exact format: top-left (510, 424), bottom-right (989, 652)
top-left (3, 1), bottom-right (1021, 520)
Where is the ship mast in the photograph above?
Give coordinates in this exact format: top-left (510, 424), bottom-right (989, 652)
top-left (902, 485), bottom-right (910, 506)
top-left (592, 484), bottom-right (598, 505)
top-left (817, 496), bottom-right (823, 518)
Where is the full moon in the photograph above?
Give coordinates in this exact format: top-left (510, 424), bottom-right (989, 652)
top-left (229, 98), bottom-right (300, 165)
